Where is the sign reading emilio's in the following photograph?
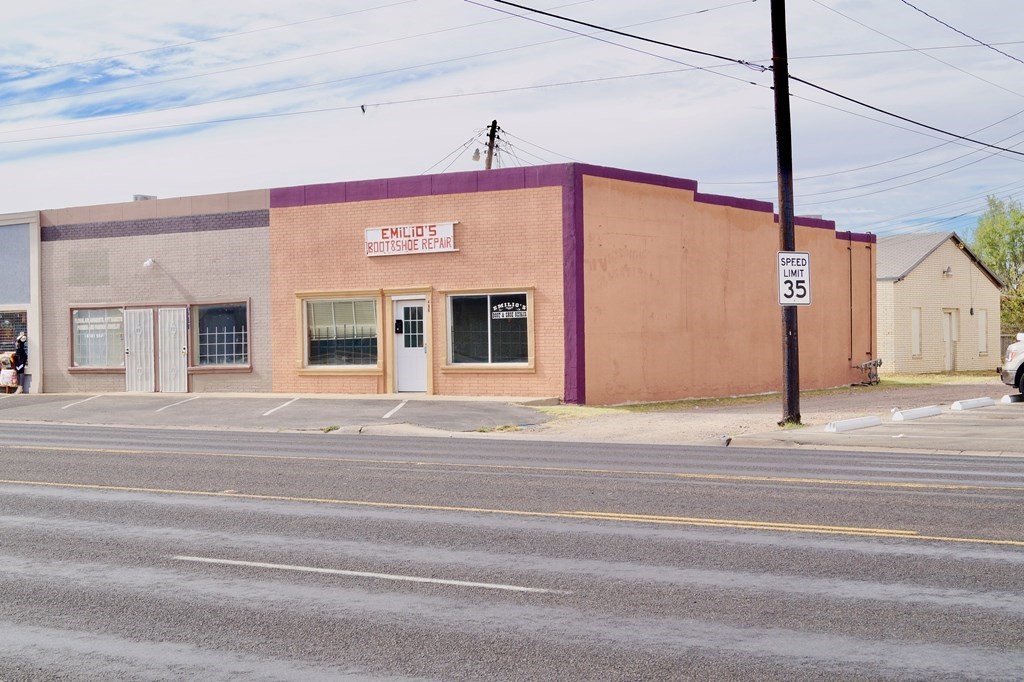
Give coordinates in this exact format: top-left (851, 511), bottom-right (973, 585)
top-left (365, 222), bottom-right (458, 257)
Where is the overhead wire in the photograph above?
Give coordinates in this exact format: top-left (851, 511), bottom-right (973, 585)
top-left (897, 0), bottom-right (1024, 68)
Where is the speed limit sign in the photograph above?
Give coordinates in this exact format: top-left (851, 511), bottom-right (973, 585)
top-left (778, 251), bottom-right (811, 306)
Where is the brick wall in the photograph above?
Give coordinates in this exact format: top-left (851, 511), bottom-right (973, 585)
top-left (269, 188), bottom-right (565, 398)
top-left (40, 194), bottom-right (271, 393)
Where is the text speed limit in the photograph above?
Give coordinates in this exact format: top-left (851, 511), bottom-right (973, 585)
top-left (778, 251), bottom-right (811, 306)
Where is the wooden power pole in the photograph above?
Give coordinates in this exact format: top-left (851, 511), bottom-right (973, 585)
top-left (772, 0), bottom-right (801, 425)
top-left (485, 120), bottom-right (498, 170)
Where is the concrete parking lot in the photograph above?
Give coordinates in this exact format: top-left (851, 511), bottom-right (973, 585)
top-left (0, 392), bottom-right (553, 435)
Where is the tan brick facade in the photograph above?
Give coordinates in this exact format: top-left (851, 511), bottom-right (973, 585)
top-left (269, 188), bottom-right (565, 398)
top-left (40, 191), bottom-right (271, 393)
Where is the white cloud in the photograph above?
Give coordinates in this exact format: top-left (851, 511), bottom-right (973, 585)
top-left (1, 0), bottom-right (1023, 236)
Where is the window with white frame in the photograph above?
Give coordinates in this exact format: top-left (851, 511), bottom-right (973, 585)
top-left (911, 307), bottom-right (921, 357)
top-left (72, 308), bottom-right (124, 367)
top-left (978, 309), bottom-right (988, 354)
top-left (306, 299), bottom-right (378, 365)
top-left (449, 292), bottom-right (528, 364)
top-left (0, 311), bottom-right (26, 353)
top-left (193, 303), bottom-right (248, 366)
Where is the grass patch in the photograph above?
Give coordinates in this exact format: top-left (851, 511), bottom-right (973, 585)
top-left (320, 425), bottom-right (340, 433)
top-left (475, 424), bottom-right (521, 433)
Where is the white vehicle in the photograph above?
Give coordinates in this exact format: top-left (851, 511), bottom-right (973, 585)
top-left (1000, 333), bottom-right (1024, 393)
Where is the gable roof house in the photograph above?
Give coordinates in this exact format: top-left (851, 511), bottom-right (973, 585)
top-left (876, 232), bottom-right (1003, 374)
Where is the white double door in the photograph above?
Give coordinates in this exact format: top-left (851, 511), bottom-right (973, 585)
top-left (124, 307), bottom-right (188, 393)
top-left (394, 299), bottom-right (427, 392)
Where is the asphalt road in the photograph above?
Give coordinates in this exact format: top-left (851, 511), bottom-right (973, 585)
top-left (2, 423), bottom-right (1023, 680)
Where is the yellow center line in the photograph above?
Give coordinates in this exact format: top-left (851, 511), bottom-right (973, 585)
top-left (3, 444), bottom-right (1021, 493)
top-left (2, 477), bottom-right (1023, 547)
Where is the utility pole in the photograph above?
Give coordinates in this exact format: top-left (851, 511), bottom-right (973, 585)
top-left (772, 0), bottom-right (801, 425)
top-left (485, 119), bottom-right (498, 170)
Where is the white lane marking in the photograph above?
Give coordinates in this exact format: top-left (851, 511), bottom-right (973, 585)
top-left (382, 400), bottom-right (408, 419)
top-left (61, 395), bottom-right (101, 410)
top-left (262, 398), bottom-right (299, 417)
top-left (172, 555), bottom-right (571, 594)
top-left (155, 396), bottom-right (202, 413)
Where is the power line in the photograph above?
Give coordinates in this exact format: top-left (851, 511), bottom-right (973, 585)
top-left (808, 0), bottom-right (1024, 101)
top-left (897, 0), bottom-right (1024, 67)
top-left (477, 0), bottom-right (1024, 159)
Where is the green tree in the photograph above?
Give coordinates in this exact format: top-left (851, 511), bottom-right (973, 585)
top-left (972, 196), bottom-right (1024, 333)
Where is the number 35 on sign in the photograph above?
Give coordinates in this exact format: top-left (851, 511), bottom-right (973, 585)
top-left (777, 251), bottom-right (811, 306)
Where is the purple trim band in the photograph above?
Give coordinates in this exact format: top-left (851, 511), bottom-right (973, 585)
top-left (836, 230), bottom-right (877, 244)
top-left (694, 192), bottom-right (774, 213)
top-left (42, 210), bottom-right (269, 242)
top-left (562, 165), bottom-right (586, 405)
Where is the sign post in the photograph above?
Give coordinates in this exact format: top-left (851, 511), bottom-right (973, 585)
top-left (777, 251), bottom-right (811, 306)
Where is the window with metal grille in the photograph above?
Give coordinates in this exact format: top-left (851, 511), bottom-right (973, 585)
top-left (449, 293), bottom-right (527, 364)
top-left (0, 311), bottom-right (26, 354)
top-left (306, 299), bottom-right (378, 365)
top-left (194, 303), bottom-right (248, 365)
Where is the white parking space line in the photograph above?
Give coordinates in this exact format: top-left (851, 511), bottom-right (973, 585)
top-left (172, 555), bottom-right (571, 594)
top-left (382, 400), bottom-right (408, 419)
top-left (155, 396), bottom-right (202, 413)
top-left (61, 395), bottom-right (100, 410)
top-left (263, 398), bottom-right (299, 417)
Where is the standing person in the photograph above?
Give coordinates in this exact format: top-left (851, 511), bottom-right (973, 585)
top-left (13, 331), bottom-right (26, 394)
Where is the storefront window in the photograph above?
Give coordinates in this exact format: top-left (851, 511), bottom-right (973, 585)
top-left (306, 299), bottom-right (378, 365)
top-left (72, 308), bottom-right (124, 367)
top-left (450, 293), bottom-right (528, 364)
top-left (0, 311), bottom-right (26, 353)
top-left (194, 303), bottom-right (248, 365)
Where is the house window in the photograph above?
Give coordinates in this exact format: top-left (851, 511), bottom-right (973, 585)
top-left (194, 303), bottom-right (248, 366)
top-left (0, 311), bottom-right (26, 353)
top-left (449, 293), bottom-right (528, 364)
top-left (306, 299), bottom-right (378, 365)
top-left (978, 309), bottom-right (988, 354)
top-left (911, 307), bottom-right (921, 357)
top-left (72, 308), bottom-right (124, 367)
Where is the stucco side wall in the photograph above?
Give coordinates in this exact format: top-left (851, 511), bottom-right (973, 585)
top-left (269, 188), bottom-right (564, 397)
top-left (581, 175), bottom-right (873, 404)
top-left (881, 240), bottom-right (1001, 373)
top-left (40, 190), bottom-right (271, 393)
top-left (876, 280), bottom-right (895, 370)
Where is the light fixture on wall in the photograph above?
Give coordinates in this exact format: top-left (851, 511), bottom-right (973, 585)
top-left (143, 258), bottom-right (156, 268)
top-left (942, 266), bottom-right (953, 277)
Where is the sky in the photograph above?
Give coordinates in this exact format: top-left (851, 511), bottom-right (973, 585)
top-left (3, 0), bottom-right (1024, 238)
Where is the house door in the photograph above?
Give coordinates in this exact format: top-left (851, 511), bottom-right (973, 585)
top-left (125, 309), bottom-right (155, 392)
top-left (395, 299), bottom-right (427, 392)
top-left (942, 311), bottom-right (956, 371)
top-left (158, 307), bottom-right (188, 393)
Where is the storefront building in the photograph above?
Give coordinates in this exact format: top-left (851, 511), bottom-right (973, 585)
top-left (39, 191), bottom-right (271, 394)
top-left (30, 163), bottom-right (875, 404)
top-left (269, 163), bottom-right (877, 404)
top-left (0, 212), bottom-right (41, 392)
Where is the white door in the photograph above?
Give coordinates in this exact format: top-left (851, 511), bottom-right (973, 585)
top-left (395, 299), bottom-right (427, 392)
top-left (125, 309), bottom-right (155, 392)
top-left (159, 307), bottom-right (188, 393)
top-left (942, 311), bottom-right (955, 371)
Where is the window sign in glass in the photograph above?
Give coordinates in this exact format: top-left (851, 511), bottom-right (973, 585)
top-left (450, 293), bottom-right (527, 364)
top-left (307, 299), bottom-right (378, 365)
top-left (72, 308), bottom-right (124, 367)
